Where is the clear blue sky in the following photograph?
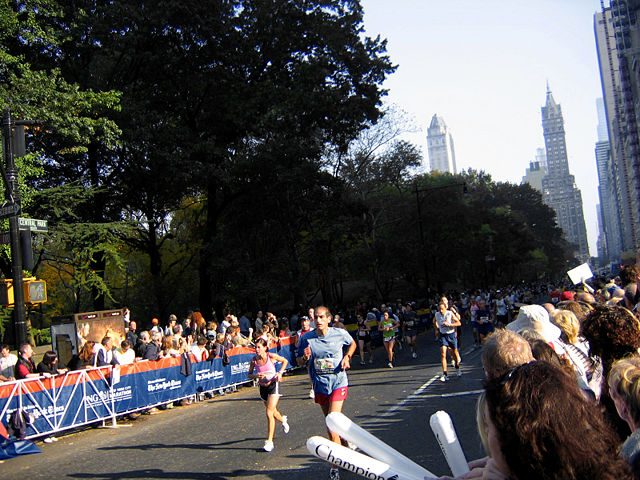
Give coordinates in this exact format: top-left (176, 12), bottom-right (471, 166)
top-left (360, 0), bottom-right (604, 256)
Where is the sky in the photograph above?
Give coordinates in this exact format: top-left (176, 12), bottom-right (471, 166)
top-left (360, 0), bottom-right (605, 256)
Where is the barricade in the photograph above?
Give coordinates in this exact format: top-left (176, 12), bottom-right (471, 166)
top-left (0, 336), bottom-right (300, 440)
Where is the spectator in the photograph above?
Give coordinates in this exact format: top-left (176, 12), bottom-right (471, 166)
top-left (506, 304), bottom-right (565, 354)
top-left (95, 336), bottom-right (119, 367)
top-left (162, 336), bottom-right (180, 357)
top-left (481, 330), bottom-right (534, 380)
top-left (14, 343), bottom-right (39, 379)
top-left (551, 308), bottom-right (602, 399)
top-left (150, 317), bottom-right (162, 335)
top-left (582, 303), bottom-right (640, 440)
top-left (144, 332), bottom-right (163, 361)
top-left (239, 312), bottom-right (252, 337)
top-left (608, 355), bottom-right (640, 477)
top-left (37, 351), bottom-right (67, 376)
top-left (480, 361), bottom-right (630, 479)
top-left (114, 340), bottom-right (135, 365)
top-left (164, 314), bottom-right (178, 336)
top-left (278, 318), bottom-right (294, 338)
top-left (135, 331), bottom-right (150, 358)
top-left (126, 320), bottom-right (138, 348)
top-left (0, 344), bottom-right (17, 382)
top-left (190, 335), bottom-right (209, 361)
top-left (255, 310), bottom-right (264, 332)
top-left (220, 314), bottom-right (232, 335)
top-left (191, 311), bottom-right (206, 335)
top-left (172, 326), bottom-right (188, 353)
top-left (229, 326), bottom-right (251, 347)
top-left (68, 341), bottom-right (96, 371)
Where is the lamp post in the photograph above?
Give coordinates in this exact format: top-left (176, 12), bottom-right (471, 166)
top-left (1, 108), bottom-right (26, 347)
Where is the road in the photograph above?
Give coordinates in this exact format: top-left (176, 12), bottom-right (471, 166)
top-left (1, 330), bottom-right (486, 479)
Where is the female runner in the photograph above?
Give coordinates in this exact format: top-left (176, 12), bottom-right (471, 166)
top-left (356, 314), bottom-right (373, 365)
top-left (248, 338), bottom-right (290, 452)
top-left (378, 311), bottom-right (400, 368)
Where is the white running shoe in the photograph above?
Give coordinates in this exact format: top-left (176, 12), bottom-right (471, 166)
top-left (451, 359), bottom-right (456, 367)
top-left (440, 374), bottom-right (449, 382)
top-left (388, 362), bottom-right (393, 368)
top-left (309, 388), bottom-right (315, 399)
top-left (369, 358), bottom-right (373, 364)
top-left (264, 440), bottom-right (274, 452)
top-left (457, 369), bottom-right (462, 377)
top-left (282, 416), bottom-right (290, 434)
top-left (412, 352), bottom-right (417, 359)
top-left (329, 467), bottom-right (340, 480)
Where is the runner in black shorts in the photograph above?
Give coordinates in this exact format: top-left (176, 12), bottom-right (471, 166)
top-left (248, 338), bottom-right (290, 452)
top-left (356, 314), bottom-right (373, 365)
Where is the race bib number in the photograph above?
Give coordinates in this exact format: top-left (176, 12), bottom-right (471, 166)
top-left (314, 356), bottom-right (339, 375)
top-left (479, 315), bottom-right (489, 324)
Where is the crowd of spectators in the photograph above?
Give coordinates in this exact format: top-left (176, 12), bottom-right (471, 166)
top-left (440, 265), bottom-right (640, 479)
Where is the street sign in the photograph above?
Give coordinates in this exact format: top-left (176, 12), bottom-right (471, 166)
top-left (0, 203), bottom-right (20, 219)
top-left (18, 217), bottom-right (48, 232)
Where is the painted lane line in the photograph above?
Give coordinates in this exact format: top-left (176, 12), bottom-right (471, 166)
top-left (381, 375), bottom-right (440, 417)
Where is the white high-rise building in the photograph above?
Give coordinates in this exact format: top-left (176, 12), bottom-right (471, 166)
top-left (427, 114), bottom-right (456, 173)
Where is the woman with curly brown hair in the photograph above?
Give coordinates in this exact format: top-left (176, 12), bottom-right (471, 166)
top-left (582, 304), bottom-right (640, 439)
top-left (481, 361), bottom-right (631, 480)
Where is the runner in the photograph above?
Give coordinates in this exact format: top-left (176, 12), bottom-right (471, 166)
top-left (402, 303), bottom-right (419, 359)
top-left (475, 297), bottom-right (495, 344)
top-left (378, 310), bottom-right (400, 368)
top-left (435, 300), bottom-right (462, 382)
top-left (295, 316), bottom-right (315, 398)
top-left (297, 306), bottom-right (357, 480)
top-left (356, 313), bottom-right (373, 365)
top-left (248, 338), bottom-right (290, 452)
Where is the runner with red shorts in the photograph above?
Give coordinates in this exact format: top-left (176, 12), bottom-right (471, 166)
top-left (297, 305), bottom-right (357, 480)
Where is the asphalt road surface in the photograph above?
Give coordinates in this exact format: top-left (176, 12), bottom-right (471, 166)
top-left (1, 330), bottom-right (487, 480)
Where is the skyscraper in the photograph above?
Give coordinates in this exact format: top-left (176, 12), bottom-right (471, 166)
top-left (594, 3), bottom-right (640, 257)
top-left (594, 96), bottom-right (623, 262)
top-left (540, 87), bottom-right (590, 262)
top-left (427, 114), bottom-right (456, 173)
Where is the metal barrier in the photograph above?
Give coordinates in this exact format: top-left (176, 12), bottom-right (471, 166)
top-left (0, 337), bottom-right (300, 440)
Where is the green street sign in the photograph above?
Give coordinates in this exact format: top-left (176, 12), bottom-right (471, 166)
top-left (18, 218), bottom-right (48, 232)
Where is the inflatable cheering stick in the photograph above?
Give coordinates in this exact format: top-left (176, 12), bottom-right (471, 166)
top-left (307, 436), bottom-right (423, 480)
top-left (326, 412), bottom-right (436, 479)
top-left (429, 410), bottom-right (470, 478)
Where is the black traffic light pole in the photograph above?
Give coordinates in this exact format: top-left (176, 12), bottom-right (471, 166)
top-left (1, 108), bottom-right (26, 348)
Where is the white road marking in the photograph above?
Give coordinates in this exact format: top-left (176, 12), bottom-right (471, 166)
top-left (381, 375), bottom-right (440, 417)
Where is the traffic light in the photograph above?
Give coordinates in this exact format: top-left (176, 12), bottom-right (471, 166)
top-left (0, 277), bottom-right (47, 306)
top-left (0, 280), bottom-right (13, 305)
top-left (25, 278), bottom-right (46, 304)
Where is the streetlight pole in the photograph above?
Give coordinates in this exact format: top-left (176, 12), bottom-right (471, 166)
top-left (1, 108), bottom-right (26, 348)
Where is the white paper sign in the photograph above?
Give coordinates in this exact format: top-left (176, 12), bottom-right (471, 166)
top-left (567, 263), bottom-right (593, 285)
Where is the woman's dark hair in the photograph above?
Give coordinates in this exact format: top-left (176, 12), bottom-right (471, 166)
top-left (529, 340), bottom-right (574, 377)
top-left (485, 361), bottom-right (630, 480)
top-left (42, 350), bottom-right (57, 366)
top-left (255, 338), bottom-right (268, 348)
top-left (582, 304), bottom-right (640, 370)
top-left (79, 341), bottom-right (95, 362)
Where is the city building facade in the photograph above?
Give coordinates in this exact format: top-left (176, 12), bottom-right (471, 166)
top-left (594, 2), bottom-right (640, 259)
top-left (426, 114), bottom-right (456, 174)
top-left (540, 88), bottom-right (590, 263)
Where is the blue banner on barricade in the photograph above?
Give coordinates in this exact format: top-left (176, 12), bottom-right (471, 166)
top-left (0, 337), bottom-right (301, 440)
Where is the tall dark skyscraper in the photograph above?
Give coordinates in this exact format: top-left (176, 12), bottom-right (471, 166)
top-left (540, 87), bottom-right (590, 262)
